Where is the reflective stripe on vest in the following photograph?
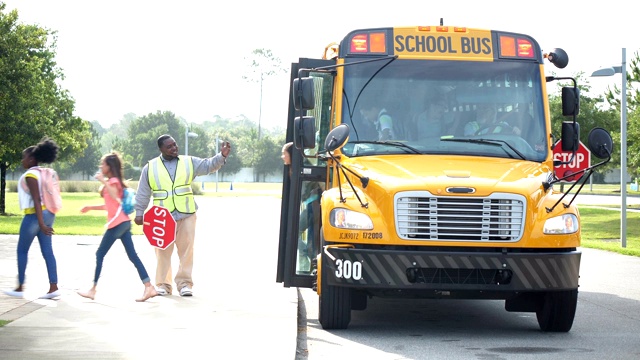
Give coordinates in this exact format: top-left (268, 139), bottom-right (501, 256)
top-left (147, 156), bottom-right (195, 213)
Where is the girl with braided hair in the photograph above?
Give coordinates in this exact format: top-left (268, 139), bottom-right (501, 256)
top-left (4, 137), bottom-right (61, 299)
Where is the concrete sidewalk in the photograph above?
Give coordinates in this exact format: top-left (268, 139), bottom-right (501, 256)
top-left (0, 197), bottom-right (298, 359)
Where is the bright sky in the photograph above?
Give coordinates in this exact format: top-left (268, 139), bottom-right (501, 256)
top-left (3, 0), bottom-right (637, 130)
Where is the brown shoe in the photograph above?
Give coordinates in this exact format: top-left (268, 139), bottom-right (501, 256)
top-left (136, 286), bottom-right (158, 302)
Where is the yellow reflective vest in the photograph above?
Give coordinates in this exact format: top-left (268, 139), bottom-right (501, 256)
top-left (147, 156), bottom-right (195, 213)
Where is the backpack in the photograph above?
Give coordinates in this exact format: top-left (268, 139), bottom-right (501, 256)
top-left (30, 167), bottom-right (63, 214)
top-left (121, 187), bottom-right (136, 215)
top-left (106, 186), bottom-right (136, 227)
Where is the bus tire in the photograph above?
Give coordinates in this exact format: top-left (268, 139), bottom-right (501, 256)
top-left (535, 289), bottom-right (577, 332)
top-left (318, 228), bottom-right (351, 329)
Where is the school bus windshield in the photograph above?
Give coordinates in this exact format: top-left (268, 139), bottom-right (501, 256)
top-left (341, 58), bottom-right (547, 162)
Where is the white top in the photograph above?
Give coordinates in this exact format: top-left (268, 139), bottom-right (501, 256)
top-left (18, 167), bottom-right (42, 211)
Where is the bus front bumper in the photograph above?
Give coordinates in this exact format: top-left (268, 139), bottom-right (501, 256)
top-left (323, 246), bottom-right (580, 292)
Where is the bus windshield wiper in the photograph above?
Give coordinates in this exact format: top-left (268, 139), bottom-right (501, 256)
top-left (380, 141), bottom-right (422, 154)
top-left (351, 140), bottom-right (421, 154)
top-left (441, 138), bottom-right (526, 160)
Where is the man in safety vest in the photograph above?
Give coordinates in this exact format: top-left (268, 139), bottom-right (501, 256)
top-left (134, 134), bottom-right (232, 297)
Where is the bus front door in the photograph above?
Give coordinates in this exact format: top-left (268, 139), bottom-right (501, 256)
top-left (277, 57), bottom-right (334, 289)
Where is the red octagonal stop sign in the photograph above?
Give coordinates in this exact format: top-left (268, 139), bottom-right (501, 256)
top-left (143, 205), bottom-right (176, 249)
top-left (553, 140), bottom-right (591, 182)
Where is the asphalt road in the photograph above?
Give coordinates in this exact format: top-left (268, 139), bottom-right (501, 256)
top-left (297, 193), bottom-right (640, 359)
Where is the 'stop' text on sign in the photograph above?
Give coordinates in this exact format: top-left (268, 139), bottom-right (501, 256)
top-left (553, 141), bottom-right (591, 182)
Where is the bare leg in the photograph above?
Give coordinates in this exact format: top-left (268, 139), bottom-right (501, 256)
top-left (136, 282), bottom-right (158, 302)
top-left (77, 285), bottom-right (97, 300)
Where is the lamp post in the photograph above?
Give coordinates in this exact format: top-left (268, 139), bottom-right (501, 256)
top-left (215, 134), bottom-right (219, 192)
top-left (591, 48), bottom-right (627, 247)
top-left (183, 122), bottom-right (198, 156)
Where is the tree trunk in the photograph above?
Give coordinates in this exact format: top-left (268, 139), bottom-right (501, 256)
top-left (1, 162), bottom-right (7, 214)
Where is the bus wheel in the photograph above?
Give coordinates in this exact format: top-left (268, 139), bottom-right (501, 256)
top-left (318, 229), bottom-right (351, 329)
top-left (536, 290), bottom-right (577, 332)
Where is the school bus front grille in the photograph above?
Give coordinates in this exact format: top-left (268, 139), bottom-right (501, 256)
top-left (395, 192), bottom-right (525, 242)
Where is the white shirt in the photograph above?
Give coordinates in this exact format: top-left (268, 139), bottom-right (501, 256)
top-left (18, 167), bottom-right (42, 211)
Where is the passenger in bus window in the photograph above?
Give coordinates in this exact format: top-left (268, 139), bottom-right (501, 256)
top-left (360, 100), bottom-right (395, 141)
top-left (410, 96), bottom-right (446, 140)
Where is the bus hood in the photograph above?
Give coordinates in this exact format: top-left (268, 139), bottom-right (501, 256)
top-left (345, 155), bottom-right (552, 196)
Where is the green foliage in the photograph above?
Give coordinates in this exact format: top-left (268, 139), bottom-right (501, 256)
top-left (0, 191), bottom-right (144, 235)
top-left (5, 180), bottom-right (139, 195)
top-left (254, 135), bottom-right (285, 181)
top-left (69, 123), bottom-right (103, 180)
top-left (0, 4), bottom-right (91, 213)
top-left (603, 50), bottom-right (640, 180)
top-left (182, 123), bottom-right (211, 159)
top-left (548, 72), bottom-right (621, 178)
top-left (123, 110), bottom-right (178, 168)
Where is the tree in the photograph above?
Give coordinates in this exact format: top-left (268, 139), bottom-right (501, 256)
top-left (253, 136), bottom-right (283, 182)
top-left (214, 130), bottom-right (242, 181)
top-left (178, 118), bottom-right (211, 159)
top-left (70, 124), bottom-right (103, 180)
top-left (603, 51), bottom-right (640, 180)
top-left (0, 4), bottom-right (90, 214)
top-left (547, 72), bottom-right (619, 183)
top-left (100, 113), bottom-right (138, 153)
top-left (120, 112), bottom-right (239, 181)
top-left (120, 110), bottom-right (182, 168)
top-left (242, 48), bottom-right (287, 140)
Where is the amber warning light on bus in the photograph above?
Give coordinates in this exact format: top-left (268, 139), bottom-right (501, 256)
top-left (350, 32), bottom-right (387, 54)
top-left (499, 35), bottom-right (534, 59)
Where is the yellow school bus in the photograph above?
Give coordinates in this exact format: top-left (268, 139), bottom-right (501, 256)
top-left (276, 24), bottom-right (613, 332)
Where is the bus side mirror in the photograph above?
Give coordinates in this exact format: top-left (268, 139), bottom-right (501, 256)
top-left (324, 124), bottom-right (350, 152)
top-left (587, 127), bottom-right (614, 159)
top-left (561, 121), bottom-right (580, 151)
top-left (546, 48), bottom-right (569, 69)
top-left (294, 116), bottom-right (316, 149)
top-left (562, 87), bottom-right (580, 116)
top-left (293, 77), bottom-right (315, 111)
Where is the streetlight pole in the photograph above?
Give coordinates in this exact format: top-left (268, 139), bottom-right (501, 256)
top-left (621, 48), bottom-right (628, 248)
top-left (182, 120), bottom-right (198, 156)
top-left (215, 134), bottom-right (219, 192)
top-left (185, 126), bottom-right (189, 156)
top-left (591, 48), bottom-right (627, 247)
top-left (258, 72), bottom-right (263, 141)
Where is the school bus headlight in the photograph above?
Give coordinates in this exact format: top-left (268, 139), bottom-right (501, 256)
top-left (543, 214), bottom-right (579, 234)
top-left (330, 208), bottom-right (373, 230)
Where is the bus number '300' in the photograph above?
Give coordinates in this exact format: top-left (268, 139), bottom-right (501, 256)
top-left (334, 259), bottom-right (363, 280)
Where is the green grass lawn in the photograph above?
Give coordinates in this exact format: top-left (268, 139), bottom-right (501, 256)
top-left (0, 192), bottom-right (135, 235)
top-left (1, 182), bottom-right (638, 256)
top-left (0, 182), bottom-right (283, 235)
top-left (578, 207), bottom-right (640, 256)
